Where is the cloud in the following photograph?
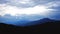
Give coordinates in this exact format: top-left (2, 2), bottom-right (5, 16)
top-left (46, 1), bottom-right (60, 8)
top-left (0, 0), bottom-right (60, 8)
top-left (0, 0), bottom-right (60, 20)
top-left (0, 0), bottom-right (8, 4)
top-left (0, 0), bottom-right (60, 16)
top-left (1, 0), bottom-right (35, 8)
top-left (0, 4), bottom-right (52, 16)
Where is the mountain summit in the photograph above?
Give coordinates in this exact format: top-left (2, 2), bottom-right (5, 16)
top-left (20, 18), bottom-right (58, 26)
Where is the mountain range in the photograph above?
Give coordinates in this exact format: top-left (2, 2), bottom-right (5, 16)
top-left (0, 18), bottom-right (60, 33)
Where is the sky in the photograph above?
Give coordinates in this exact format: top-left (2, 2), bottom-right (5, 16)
top-left (0, 0), bottom-right (60, 23)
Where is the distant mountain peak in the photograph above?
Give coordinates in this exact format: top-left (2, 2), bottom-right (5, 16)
top-left (40, 18), bottom-right (50, 20)
top-left (38, 18), bottom-right (52, 22)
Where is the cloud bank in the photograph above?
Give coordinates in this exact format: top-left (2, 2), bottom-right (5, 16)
top-left (0, 0), bottom-right (60, 20)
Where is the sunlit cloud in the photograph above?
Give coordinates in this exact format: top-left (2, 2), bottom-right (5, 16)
top-left (0, 4), bottom-right (52, 16)
top-left (0, 1), bottom-right (59, 17)
top-left (0, 0), bottom-right (60, 20)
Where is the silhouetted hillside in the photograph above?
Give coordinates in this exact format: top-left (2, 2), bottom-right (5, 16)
top-left (0, 18), bottom-right (60, 33)
top-left (24, 18), bottom-right (59, 26)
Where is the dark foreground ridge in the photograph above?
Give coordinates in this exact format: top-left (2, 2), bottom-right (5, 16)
top-left (0, 18), bottom-right (60, 33)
